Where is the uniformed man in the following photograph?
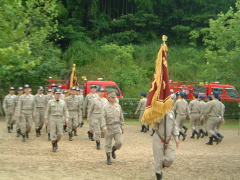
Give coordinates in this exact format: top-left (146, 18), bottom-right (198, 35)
top-left (205, 92), bottom-right (222, 145)
top-left (135, 92), bottom-right (148, 132)
top-left (75, 87), bottom-right (84, 129)
top-left (153, 106), bottom-right (179, 180)
top-left (45, 89), bottom-right (69, 152)
top-left (64, 87), bottom-right (82, 141)
top-left (3, 87), bottom-right (16, 133)
top-left (198, 94), bottom-right (207, 138)
top-left (87, 87), bottom-right (106, 150)
top-left (83, 85), bottom-right (98, 140)
top-left (34, 86), bottom-right (47, 137)
top-left (189, 94), bottom-right (201, 139)
top-left (14, 87), bottom-right (24, 137)
top-left (16, 84), bottom-right (35, 142)
top-left (102, 93), bottom-right (124, 165)
top-left (46, 89), bottom-right (54, 140)
top-left (173, 92), bottom-right (189, 141)
top-left (215, 97), bottom-right (225, 142)
top-left (108, 91), bottom-right (119, 104)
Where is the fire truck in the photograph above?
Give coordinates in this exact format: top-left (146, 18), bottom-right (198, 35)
top-left (169, 80), bottom-right (240, 101)
top-left (46, 77), bottom-right (123, 98)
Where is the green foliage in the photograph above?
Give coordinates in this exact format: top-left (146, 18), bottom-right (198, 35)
top-left (0, 0), bottom-right (64, 91)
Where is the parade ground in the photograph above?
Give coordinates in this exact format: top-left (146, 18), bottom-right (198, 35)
top-left (0, 118), bottom-right (240, 180)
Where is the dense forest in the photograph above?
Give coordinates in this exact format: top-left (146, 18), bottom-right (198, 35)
top-left (0, 0), bottom-right (239, 97)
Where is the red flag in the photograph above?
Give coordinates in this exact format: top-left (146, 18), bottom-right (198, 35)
top-left (141, 35), bottom-right (173, 125)
top-left (67, 64), bottom-right (79, 89)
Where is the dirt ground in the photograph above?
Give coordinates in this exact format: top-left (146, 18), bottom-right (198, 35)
top-left (0, 119), bottom-right (240, 180)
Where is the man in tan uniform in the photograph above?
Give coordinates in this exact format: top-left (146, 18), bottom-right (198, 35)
top-left (215, 97), bottom-right (225, 142)
top-left (189, 94), bottom-right (201, 139)
top-left (16, 84), bottom-right (35, 142)
top-left (173, 92), bottom-right (189, 141)
top-left (153, 109), bottom-right (179, 180)
top-left (75, 87), bottom-right (84, 129)
top-left (45, 89), bottom-right (69, 152)
top-left (102, 93), bottom-right (124, 165)
top-left (88, 87), bottom-right (106, 150)
top-left (34, 86), bottom-right (47, 137)
top-left (64, 87), bottom-right (82, 141)
top-left (83, 85), bottom-right (98, 140)
top-left (135, 92), bottom-right (148, 133)
top-left (46, 89), bottom-right (54, 140)
top-left (198, 94), bottom-right (207, 138)
top-left (205, 92), bottom-right (222, 145)
top-left (3, 87), bottom-right (16, 133)
top-left (14, 87), bottom-right (24, 137)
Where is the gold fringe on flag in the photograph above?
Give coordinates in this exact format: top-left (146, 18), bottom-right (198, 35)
top-left (141, 35), bottom-right (173, 125)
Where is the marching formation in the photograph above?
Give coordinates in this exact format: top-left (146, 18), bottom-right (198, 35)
top-left (3, 84), bottom-right (124, 165)
top-left (135, 91), bottom-right (225, 180)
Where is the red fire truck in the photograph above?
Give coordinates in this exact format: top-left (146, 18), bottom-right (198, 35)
top-left (46, 77), bottom-right (123, 98)
top-left (169, 80), bottom-right (240, 101)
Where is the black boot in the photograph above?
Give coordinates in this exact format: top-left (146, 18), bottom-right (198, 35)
top-left (73, 129), bottom-right (78, 136)
top-left (7, 127), bottom-right (11, 133)
top-left (69, 132), bottom-right (73, 141)
top-left (26, 133), bottom-right (29, 139)
top-left (48, 133), bottom-right (51, 141)
top-left (36, 129), bottom-right (40, 137)
top-left (180, 131), bottom-right (186, 141)
top-left (196, 130), bottom-right (201, 139)
top-left (87, 131), bottom-right (91, 140)
top-left (22, 134), bottom-right (26, 142)
top-left (183, 125), bottom-right (188, 134)
top-left (16, 129), bottom-right (21, 137)
top-left (190, 131), bottom-right (195, 139)
top-left (212, 134), bottom-right (220, 144)
top-left (106, 153), bottom-right (112, 165)
top-left (150, 129), bottom-right (155, 136)
top-left (56, 141), bottom-right (58, 150)
top-left (205, 131), bottom-right (208, 136)
top-left (156, 173), bottom-right (162, 180)
top-left (143, 125), bottom-right (148, 133)
top-left (141, 125), bottom-right (144, 132)
top-left (112, 146), bottom-right (117, 159)
top-left (216, 133), bottom-right (224, 142)
top-left (52, 142), bottom-right (57, 152)
top-left (206, 136), bottom-right (213, 145)
top-left (63, 125), bottom-right (67, 132)
top-left (199, 129), bottom-right (205, 138)
top-left (90, 132), bottom-right (94, 141)
top-left (96, 141), bottom-right (100, 150)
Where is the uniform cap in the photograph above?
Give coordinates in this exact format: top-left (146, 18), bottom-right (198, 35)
top-left (70, 87), bottom-right (76, 90)
top-left (24, 84), bottom-right (30, 88)
top-left (207, 95), bottom-right (213, 100)
top-left (179, 92), bottom-right (185, 98)
top-left (140, 92), bottom-right (147, 97)
top-left (55, 89), bottom-right (62, 94)
top-left (90, 85), bottom-right (97, 89)
top-left (9, 87), bottom-right (15, 90)
top-left (48, 89), bottom-right (52, 92)
top-left (38, 86), bottom-right (44, 90)
top-left (18, 87), bottom-right (23, 91)
top-left (199, 94), bottom-right (206, 99)
top-left (51, 83), bottom-right (57, 87)
top-left (76, 87), bottom-right (80, 91)
top-left (212, 91), bottom-right (219, 99)
top-left (97, 87), bottom-right (105, 92)
top-left (193, 94), bottom-right (199, 98)
top-left (108, 93), bottom-right (116, 98)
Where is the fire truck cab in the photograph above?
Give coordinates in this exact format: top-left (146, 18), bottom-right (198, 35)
top-left (84, 79), bottom-right (123, 98)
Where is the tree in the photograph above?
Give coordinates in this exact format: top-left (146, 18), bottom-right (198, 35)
top-left (0, 0), bottom-right (63, 90)
top-left (202, 0), bottom-right (240, 88)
